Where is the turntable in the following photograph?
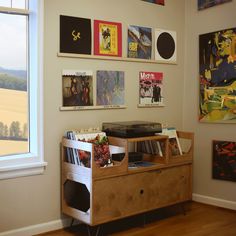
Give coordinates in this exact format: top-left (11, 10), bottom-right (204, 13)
top-left (102, 121), bottom-right (162, 138)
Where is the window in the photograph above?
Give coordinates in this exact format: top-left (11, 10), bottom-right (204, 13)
top-left (0, 0), bottom-right (47, 179)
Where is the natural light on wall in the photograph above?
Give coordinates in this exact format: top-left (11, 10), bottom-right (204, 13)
top-left (0, 0), bottom-right (47, 179)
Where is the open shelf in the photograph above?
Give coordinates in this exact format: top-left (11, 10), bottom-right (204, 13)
top-left (57, 52), bottom-right (177, 65)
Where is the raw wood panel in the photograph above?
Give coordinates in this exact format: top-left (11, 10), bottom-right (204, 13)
top-left (93, 171), bottom-right (158, 224)
top-left (158, 165), bottom-right (191, 204)
top-left (92, 165), bottom-right (191, 225)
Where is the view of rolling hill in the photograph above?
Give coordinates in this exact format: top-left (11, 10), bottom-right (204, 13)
top-left (0, 67), bottom-right (27, 91)
top-left (0, 66), bottom-right (27, 79)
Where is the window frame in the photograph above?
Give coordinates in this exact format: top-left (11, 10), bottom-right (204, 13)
top-left (0, 0), bottom-right (47, 179)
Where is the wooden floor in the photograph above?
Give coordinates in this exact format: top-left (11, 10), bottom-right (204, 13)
top-left (37, 202), bottom-right (236, 236)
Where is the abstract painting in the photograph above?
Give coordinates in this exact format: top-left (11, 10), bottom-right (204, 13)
top-left (96, 70), bottom-right (125, 106)
top-left (199, 28), bottom-right (236, 123)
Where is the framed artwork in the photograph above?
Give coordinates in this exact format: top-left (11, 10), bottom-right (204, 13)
top-left (155, 29), bottom-right (177, 63)
top-left (94, 20), bottom-right (122, 57)
top-left (96, 70), bottom-right (125, 106)
top-left (127, 25), bottom-right (152, 59)
top-left (62, 70), bottom-right (93, 107)
top-left (60, 15), bottom-right (91, 54)
top-left (212, 140), bottom-right (236, 182)
top-left (198, 0), bottom-right (232, 10)
top-left (199, 28), bottom-right (236, 123)
top-left (139, 71), bottom-right (164, 107)
top-left (142, 0), bottom-right (165, 6)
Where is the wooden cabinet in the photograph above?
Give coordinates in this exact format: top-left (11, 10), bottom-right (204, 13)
top-left (61, 131), bottom-right (194, 226)
top-left (93, 164), bottom-right (191, 225)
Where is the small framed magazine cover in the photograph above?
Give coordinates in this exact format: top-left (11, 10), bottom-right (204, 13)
top-left (62, 70), bottom-right (93, 108)
top-left (60, 15), bottom-right (91, 55)
top-left (139, 71), bottom-right (164, 107)
top-left (94, 20), bottom-right (122, 57)
top-left (127, 25), bottom-right (152, 59)
top-left (96, 70), bottom-right (125, 107)
top-left (155, 29), bottom-right (177, 64)
top-left (212, 140), bottom-right (236, 182)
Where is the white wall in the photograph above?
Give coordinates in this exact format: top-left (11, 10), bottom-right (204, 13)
top-left (184, 0), bottom-right (236, 205)
top-left (0, 0), bottom-right (186, 234)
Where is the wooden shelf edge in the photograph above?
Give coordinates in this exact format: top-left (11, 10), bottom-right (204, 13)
top-left (60, 105), bottom-right (126, 111)
top-left (138, 104), bottom-right (165, 108)
top-left (57, 52), bottom-right (177, 65)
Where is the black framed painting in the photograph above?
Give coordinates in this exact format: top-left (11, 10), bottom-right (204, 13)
top-left (212, 140), bottom-right (236, 182)
top-left (60, 15), bottom-right (91, 55)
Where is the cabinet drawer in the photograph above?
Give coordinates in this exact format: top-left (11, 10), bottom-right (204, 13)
top-left (157, 165), bottom-right (191, 205)
top-left (92, 171), bottom-right (157, 224)
top-left (92, 164), bottom-right (191, 225)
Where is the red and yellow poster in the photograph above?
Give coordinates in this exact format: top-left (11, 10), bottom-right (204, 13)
top-left (94, 20), bottom-right (122, 57)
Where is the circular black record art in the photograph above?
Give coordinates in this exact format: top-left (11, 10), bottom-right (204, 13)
top-left (156, 32), bottom-right (175, 59)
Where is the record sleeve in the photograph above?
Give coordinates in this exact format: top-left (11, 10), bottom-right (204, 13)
top-left (60, 15), bottom-right (91, 55)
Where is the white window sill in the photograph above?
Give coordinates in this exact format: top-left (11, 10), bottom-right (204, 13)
top-left (0, 162), bottom-right (47, 180)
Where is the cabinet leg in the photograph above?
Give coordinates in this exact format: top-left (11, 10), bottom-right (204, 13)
top-left (70, 218), bottom-right (75, 227)
top-left (86, 226), bottom-right (91, 236)
top-left (86, 225), bottom-right (101, 236)
top-left (141, 213), bottom-right (146, 227)
top-left (181, 203), bottom-right (186, 215)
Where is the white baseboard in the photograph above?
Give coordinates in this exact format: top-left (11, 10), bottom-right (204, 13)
top-left (193, 193), bottom-right (236, 210)
top-left (0, 218), bottom-right (75, 236)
